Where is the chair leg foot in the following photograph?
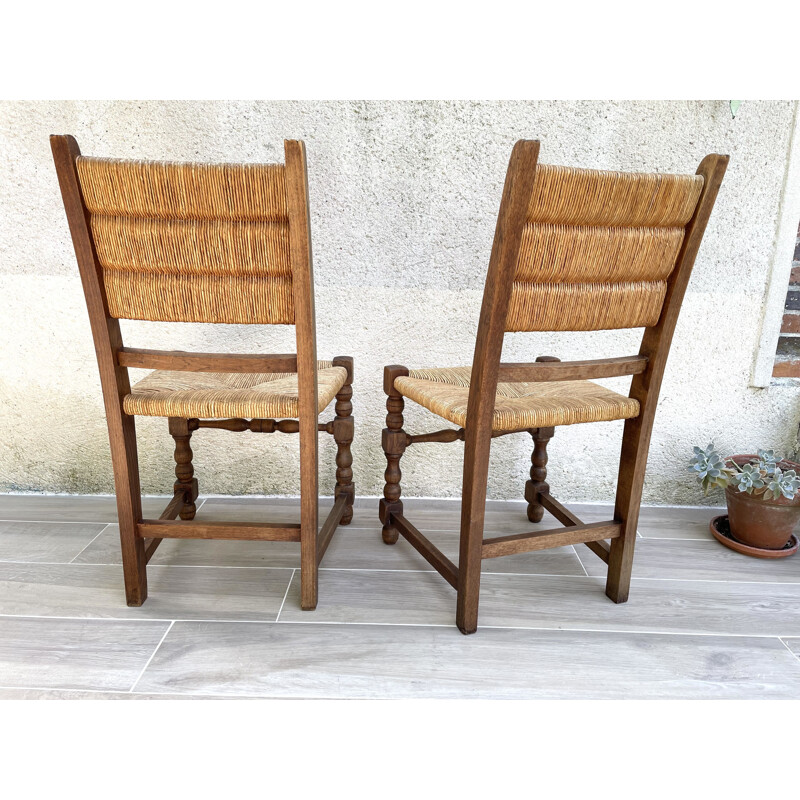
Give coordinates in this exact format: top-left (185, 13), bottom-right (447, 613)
top-left (605, 521), bottom-right (636, 603)
top-left (381, 366), bottom-right (408, 546)
top-left (525, 426), bottom-right (554, 522)
top-left (168, 418), bottom-right (199, 520)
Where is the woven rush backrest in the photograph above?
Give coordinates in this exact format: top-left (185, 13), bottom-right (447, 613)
top-left (506, 164), bottom-right (705, 331)
top-left (75, 157), bottom-right (294, 324)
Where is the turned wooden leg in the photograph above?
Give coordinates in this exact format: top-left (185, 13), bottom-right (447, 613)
top-left (525, 426), bottom-right (554, 522)
top-left (332, 356), bottom-right (355, 525)
top-left (525, 355), bottom-right (559, 522)
top-left (380, 365), bottom-right (409, 544)
top-left (168, 417), bottom-right (199, 520)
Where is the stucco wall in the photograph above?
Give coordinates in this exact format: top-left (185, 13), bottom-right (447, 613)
top-left (1, 100), bottom-right (799, 504)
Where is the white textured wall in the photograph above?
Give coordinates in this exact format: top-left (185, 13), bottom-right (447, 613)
top-left (1, 100), bottom-right (799, 505)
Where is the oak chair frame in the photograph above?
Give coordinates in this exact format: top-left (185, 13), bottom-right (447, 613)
top-left (51, 135), bottom-right (354, 611)
top-left (380, 140), bottom-right (728, 634)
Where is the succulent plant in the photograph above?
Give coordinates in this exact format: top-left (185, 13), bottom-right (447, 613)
top-left (734, 462), bottom-right (765, 493)
top-left (688, 443), bottom-right (733, 496)
top-left (689, 444), bottom-right (800, 501)
top-left (756, 449), bottom-right (780, 476)
top-left (766, 468), bottom-right (800, 501)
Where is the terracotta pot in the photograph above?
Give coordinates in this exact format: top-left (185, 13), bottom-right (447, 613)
top-left (724, 455), bottom-right (800, 550)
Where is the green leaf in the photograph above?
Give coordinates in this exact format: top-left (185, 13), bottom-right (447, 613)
top-left (730, 101), bottom-right (742, 119)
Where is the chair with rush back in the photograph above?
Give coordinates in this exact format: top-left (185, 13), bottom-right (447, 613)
top-left (51, 135), bottom-right (354, 612)
top-left (379, 139), bottom-right (728, 634)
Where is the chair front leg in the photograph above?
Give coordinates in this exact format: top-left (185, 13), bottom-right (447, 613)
top-left (332, 356), bottom-right (355, 525)
top-left (168, 417), bottom-right (199, 520)
top-left (525, 426), bottom-right (554, 522)
top-left (456, 427), bottom-right (493, 635)
top-left (380, 365), bottom-right (409, 544)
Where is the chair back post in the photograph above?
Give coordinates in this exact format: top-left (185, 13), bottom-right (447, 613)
top-left (284, 138), bottom-right (320, 609)
top-left (456, 139), bottom-right (540, 632)
top-left (607, 152), bottom-right (729, 600)
top-left (50, 134), bottom-right (147, 602)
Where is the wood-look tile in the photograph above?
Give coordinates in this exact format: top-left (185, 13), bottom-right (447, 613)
top-left (0, 563), bottom-right (292, 621)
top-left (280, 568), bottom-right (454, 625)
top-left (783, 638), bottom-right (800, 661)
top-left (0, 495), bottom-right (170, 523)
top-left (355, 497), bottom-right (614, 532)
top-left (279, 568), bottom-right (800, 636)
top-left (637, 506), bottom-right (723, 540)
top-left (74, 523), bottom-right (584, 576)
top-left (135, 621), bottom-right (800, 699)
top-left (579, 538), bottom-right (800, 582)
top-left (0, 687), bottom-right (216, 699)
top-left (0, 616), bottom-right (169, 691)
top-left (0, 521), bottom-right (107, 563)
top-left (475, 573), bottom-right (800, 636)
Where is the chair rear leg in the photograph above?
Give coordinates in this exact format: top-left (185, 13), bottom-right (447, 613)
top-left (380, 365), bottom-right (409, 544)
top-left (606, 416), bottom-right (647, 603)
top-left (525, 426), bottom-right (554, 522)
top-left (168, 417), bottom-right (199, 520)
top-left (332, 357), bottom-right (355, 525)
top-left (299, 411), bottom-right (320, 611)
top-left (111, 413), bottom-right (147, 606)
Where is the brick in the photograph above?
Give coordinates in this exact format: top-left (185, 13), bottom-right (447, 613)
top-left (773, 359), bottom-right (800, 378)
top-left (776, 336), bottom-right (800, 357)
top-left (791, 265), bottom-right (800, 284)
top-left (785, 290), bottom-right (800, 311)
top-left (794, 237), bottom-right (800, 264)
top-left (781, 313), bottom-right (800, 334)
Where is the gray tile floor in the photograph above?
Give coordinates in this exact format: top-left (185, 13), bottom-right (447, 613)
top-left (1, 494), bottom-right (799, 699)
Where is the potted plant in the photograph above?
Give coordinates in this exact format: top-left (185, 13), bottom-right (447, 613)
top-left (689, 444), bottom-right (800, 556)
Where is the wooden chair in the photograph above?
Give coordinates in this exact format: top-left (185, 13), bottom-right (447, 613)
top-left (51, 135), bottom-right (354, 611)
top-left (380, 140), bottom-right (728, 634)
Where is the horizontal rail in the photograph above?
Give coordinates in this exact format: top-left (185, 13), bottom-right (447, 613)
top-left (538, 492), bottom-right (582, 526)
top-left (317, 494), bottom-right (348, 565)
top-left (539, 493), bottom-right (611, 562)
top-left (118, 348), bottom-right (298, 374)
top-left (405, 427), bottom-right (530, 445)
top-left (482, 521), bottom-right (621, 559)
top-left (393, 514), bottom-right (459, 589)
top-left (497, 355), bottom-right (647, 383)
top-left (137, 519), bottom-right (301, 541)
top-left (189, 418), bottom-right (335, 434)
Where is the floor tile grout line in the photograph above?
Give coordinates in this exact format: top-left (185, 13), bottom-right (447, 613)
top-left (0, 498), bottom-right (210, 529)
top-left (571, 544), bottom-right (590, 577)
top-left (2, 612), bottom-right (799, 639)
top-left (68, 523), bottom-right (113, 564)
top-left (1, 559), bottom-right (799, 585)
top-left (129, 621), bottom-right (174, 693)
top-left (0, 519), bottom-right (120, 525)
top-left (275, 569), bottom-right (295, 622)
top-left (778, 637), bottom-right (800, 665)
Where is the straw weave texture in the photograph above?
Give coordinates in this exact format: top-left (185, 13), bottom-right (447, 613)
top-left (507, 280), bottom-right (667, 331)
top-left (527, 165), bottom-right (703, 228)
top-left (509, 164), bottom-right (703, 332)
top-left (76, 156), bottom-right (294, 324)
top-left (395, 367), bottom-right (639, 432)
top-left (123, 362), bottom-right (347, 419)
